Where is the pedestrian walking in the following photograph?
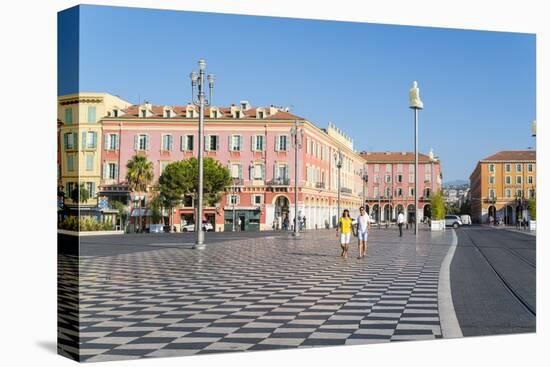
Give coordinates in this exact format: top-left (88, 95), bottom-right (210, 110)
top-left (356, 206), bottom-right (370, 259)
top-left (337, 209), bottom-right (353, 259)
top-left (397, 210), bottom-right (405, 237)
top-left (303, 216), bottom-right (307, 230)
top-left (283, 216), bottom-right (289, 231)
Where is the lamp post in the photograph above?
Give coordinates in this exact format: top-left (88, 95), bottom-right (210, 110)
top-left (291, 120), bottom-right (304, 237)
top-left (360, 166), bottom-right (368, 208)
top-left (334, 149), bottom-right (343, 222)
top-left (231, 178), bottom-right (237, 232)
top-left (409, 81), bottom-right (424, 235)
top-left (190, 59), bottom-right (214, 249)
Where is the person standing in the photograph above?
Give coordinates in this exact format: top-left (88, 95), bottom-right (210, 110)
top-left (356, 206), bottom-right (370, 259)
top-left (397, 210), bottom-right (405, 237)
top-left (337, 209), bottom-right (353, 259)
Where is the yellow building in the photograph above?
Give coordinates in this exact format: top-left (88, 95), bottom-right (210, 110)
top-left (58, 93), bottom-right (131, 210)
top-left (470, 150), bottom-right (536, 224)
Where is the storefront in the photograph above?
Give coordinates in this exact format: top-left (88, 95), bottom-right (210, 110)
top-left (224, 208), bottom-right (261, 232)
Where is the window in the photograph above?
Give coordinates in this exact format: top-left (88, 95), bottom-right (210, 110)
top-left (113, 109), bottom-right (119, 117)
top-left (162, 134), bottom-right (173, 151)
top-left (230, 163), bottom-right (242, 179)
top-left (81, 131), bottom-right (97, 149)
top-left (252, 164), bottom-right (264, 180)
top-left (426, 164), bottom-right (431, 173)
top-left (396, 174), bottom-right (403, 183)
top-left (277, 164), bottom-right (288, 179)
top-left (409, 173), bottom-right (414, 183)
top-left (140, 109), bottom-right (147, 118)
top-left (86, 155), bottom-right (94, 171)
top-left (165, 109), bottom-right (171, 118)
top-left (186, 109), bottom-right (194, 118)
top-left (489, 189), bottom-right (495, 199)
top-left (505, 189), bottom-right (512, 198)
top-left (374, 164), bottom-right (380, 172)
top-left (374, 174), bottom-right (380, 183)
top-left (396, 188), bottom-right (403, 197)
top-left (67, 155), bottom-right (75, 171)
top-left (181, 135), bottom-right (194, 151)
top-left (505, 175), bottom-right (512, 185)
top-left (516, 164), bottom-right (522, 172)
top-left (105, 133), bottom-right (119, 150)
top-left (104, 163), bottom-right (118, 180)
top-left (505, 164), bottom-right (511, 172)
top-left (385, 164), bottom-right (391, 173)
top-left (409, 187), bottom-right (415, 197)
top-left (516, 176), bottom-right (522, 184)
top-left (489, 176), bottom-right (495, 184)
top-left (86, 182), bottom-right (96, 197)
top-left (374, 187), bottom-right (380, 198)
top-left (64, 108), bottom-right (73, 124)
top-left (257, 111), bottom-right (265, 119)
top-left (409, 164), bottom-right (414, 173)
top-left (397, 164), bottom-right (403, 173)
top-left (234, 110), bottom-right (242, 118)
top-left (276, 135), bottom-right (288, 151)
top-left (425, 188), bottom-right (431, 198)
top-left (64, 132), bottom-right (76, 150)
top-left (385, 174), bottom-right (391, 183)
top-left (230, 135), bottom-right (242, 151)
top-left (206, 135), bottom-right (219, 151)
top-left (87, 106), bottom-right (96, 123)
top-left (228, 194), bottom-right (239, 205)
top-left (488, 164), bottom-right (495, 173)
top-left (385, 188), bottom-right (392, 197)
top-left (527, 176), bottom-right (534, 184)
top-left (252, 135), bottom-right (265, 151)
top-left (252, 195), bottom-right (263, 205)
top-left (527, 163), bottom-right (534, 172)
top-left (135, 134), bottom-right (149, 151)
top-left (516, 189), bottom-right (523, 198)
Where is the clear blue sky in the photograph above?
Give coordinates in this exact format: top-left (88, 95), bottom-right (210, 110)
top-left (58, 5), bottom-right (536, 182)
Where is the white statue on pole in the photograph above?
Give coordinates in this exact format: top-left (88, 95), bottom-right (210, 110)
top-left (409, 80), bottom-right (424, 109)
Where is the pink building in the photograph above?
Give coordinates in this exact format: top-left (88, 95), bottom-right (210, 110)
top-left (99, 101), bottom-right (366, 231)
top-left (359, 151), bottom-right (443, 223)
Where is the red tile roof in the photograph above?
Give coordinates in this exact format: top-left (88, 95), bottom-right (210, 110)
top-left (114, 104), bottom-right (303, 120)
top-left (359, 151), bottom-right (436, 163)
top-left (481, 150), bottom-right (536, 162)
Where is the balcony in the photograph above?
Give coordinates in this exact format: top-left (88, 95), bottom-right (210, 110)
top-left (231, 178), bottom-right (244, 186)
top-left (268, 177), bottom-right (290, 186)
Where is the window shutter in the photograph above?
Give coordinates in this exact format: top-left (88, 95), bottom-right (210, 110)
top-left (134, 135), bottom-right (138, 150)
top-left (145, 135), bottom-right (150, 151)
top-left (103, 163), bottom-right (108, 179)
top-left (261, 164), bottom-right (265, 180)
top-left (81, 132), bottom-right (87, 149)
top-left (91, 132), bottom-right (97, 148)
top-left (275, 136), bottom-right (279, 151)
top-left (114, 164), bottom-right (119, 180)
top-left (251, 136), bottom-right (255, 151)
top-left (228, 135), bottom-right (232, 151)
top-left (115, 134), bottom-right (119, 150)
top-left (215, 136), bottom-right (219, 151)
top-left (64, 133), bottom-right (69, 149)
top-left (180, 136), bottom-right (184, 151)
top-left (104, 134), bottom-right (110, 150)
top-left (238, 165), bottom-right (243, 179)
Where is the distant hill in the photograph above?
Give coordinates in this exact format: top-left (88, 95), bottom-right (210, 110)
top-left (443, 179), bottom-right (469, 187)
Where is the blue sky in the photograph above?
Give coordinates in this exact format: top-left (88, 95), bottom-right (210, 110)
top-left (58, 5), bottom-right (536, 182)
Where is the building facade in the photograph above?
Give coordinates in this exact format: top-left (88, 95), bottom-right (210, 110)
top-left (96, 98), bottom-right (365, 231)
top-left (57, 93), bottom-right (132, 215)
top-left (359, 151), bottom-right (442, 224)
top-left (469, 150), bottom-right (536, 224)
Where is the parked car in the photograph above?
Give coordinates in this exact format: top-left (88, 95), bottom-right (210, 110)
top-left (460, 214), bottom-right (472, 226)
top-left (445, 215), bottom-right (463, 228)
top-left (181, 220), bottom-right (214, 232)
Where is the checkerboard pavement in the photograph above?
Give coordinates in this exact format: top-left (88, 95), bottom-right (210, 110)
top-left (58, 228), bottom-right (454, 362)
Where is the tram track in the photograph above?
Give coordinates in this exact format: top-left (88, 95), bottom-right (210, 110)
top-left (460, 228), bottom-right (536, 317)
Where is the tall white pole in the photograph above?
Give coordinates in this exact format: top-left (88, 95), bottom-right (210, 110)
top-left (414, 108), bottom-right (419, 235)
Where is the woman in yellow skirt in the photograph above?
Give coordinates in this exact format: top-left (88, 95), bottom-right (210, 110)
top-left (337, 209), bottom-right (353, 259)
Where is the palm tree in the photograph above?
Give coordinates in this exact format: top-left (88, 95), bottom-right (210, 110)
top-left (126, 155), bottom-right (154, 232)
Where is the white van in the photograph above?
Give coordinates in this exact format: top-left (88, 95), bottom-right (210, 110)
top-left (460, 214), bottom-right (472, 226)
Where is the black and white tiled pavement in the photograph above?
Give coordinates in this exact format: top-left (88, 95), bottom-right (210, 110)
top-left (58, 229), bottom-right (454, 362)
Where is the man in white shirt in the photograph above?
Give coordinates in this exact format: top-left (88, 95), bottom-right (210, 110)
top-left (356, 206), bottom-right (370, 259)
top-left (397, 211), bottom-right (405, 237)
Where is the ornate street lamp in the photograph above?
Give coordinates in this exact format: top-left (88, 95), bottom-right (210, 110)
top-left (290, 120), bottom-right (304, 237)
top-left (190, 59), bottom-right (214, 249)
top-left (409, 80), bottom-right (424, 235)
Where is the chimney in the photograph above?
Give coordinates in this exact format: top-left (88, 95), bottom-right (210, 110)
top-left (240, 100), bottom-right (251, 110)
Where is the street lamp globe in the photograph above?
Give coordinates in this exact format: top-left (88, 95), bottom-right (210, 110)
top-left (198, 59), bottom-right (206, 71)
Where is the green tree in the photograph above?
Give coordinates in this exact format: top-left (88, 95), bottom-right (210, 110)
top-left (126, 155), bottom-right (154, 232)
top-left (528, 195), bottom-right (536, 220)
top-left (430, 190), bottom-right (446, 220)
top-left (70, 183), bottom-right (90, 203)
top-left (159, 157), bottom-right (231, 224)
